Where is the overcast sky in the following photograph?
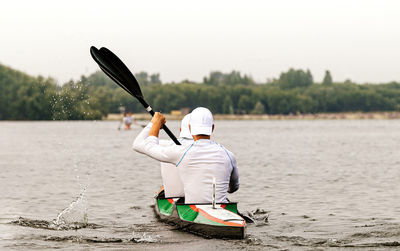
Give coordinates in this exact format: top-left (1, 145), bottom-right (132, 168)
top-left (1, 0), bottom-right (399, 84)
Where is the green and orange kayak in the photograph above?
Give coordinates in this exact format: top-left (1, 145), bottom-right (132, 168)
top-left (154, 192), bottom-right (246, 239)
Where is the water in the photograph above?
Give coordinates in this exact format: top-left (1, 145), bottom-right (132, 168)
top-left (1, 120), bottom-right (399, 250)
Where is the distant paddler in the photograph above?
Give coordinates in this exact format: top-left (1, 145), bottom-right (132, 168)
top-left (133, 107), bottom-right (239, 204)
top-left (119, 112), bottom-right (144, 130)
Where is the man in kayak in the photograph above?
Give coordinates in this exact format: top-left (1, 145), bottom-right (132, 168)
top-left (159, 113), bottom-right (193, 198)
top-left (133, 107), bottom-right (239, 204)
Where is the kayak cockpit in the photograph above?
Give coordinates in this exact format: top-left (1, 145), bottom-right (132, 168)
top-left (154, 191), bottom-right (246, 239)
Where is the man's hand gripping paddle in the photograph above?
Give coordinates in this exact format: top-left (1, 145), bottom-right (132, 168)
top-left (90, 46), bottom-right (181, 145)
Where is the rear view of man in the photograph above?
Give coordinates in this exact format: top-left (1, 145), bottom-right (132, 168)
top-left (133, 107), bottom-right (239, 204)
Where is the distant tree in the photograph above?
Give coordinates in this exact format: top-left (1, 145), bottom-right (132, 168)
top-left (279, 68), bottom-right (313, 89)
top-left (2, 62), bottom-right (400, 120)
top-left (251, 101), bottom-right (265, 114)
top-left (238, 95), bottom-right (254, 114)
top-left (88, 86), bottom-right (112, 116)
top-left (204, 71), bottom-right (225, 86)
top-left (85, 71), bottom-right (116, 88)
top-left (135, 71), bottom-right (149, 86)
top-left (225, 71), bottom-right (243, 85)
top-left (150, 73), bottom-right (162, 85)
top-left (134, 71), bottom-right (162, 86)
top-left (322, 70), bottom-right (333, 85)
top-left (52, 80), bottom-right (102, 120)
top-left (0, 64), bottom-right (57, 120)
top-left (204, 71), bottom-right (255, 86)
top-left (222, 96), bottom-right (234, 114)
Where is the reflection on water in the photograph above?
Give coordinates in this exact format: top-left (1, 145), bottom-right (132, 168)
top-left (0, 120), bottom-right (399, 250)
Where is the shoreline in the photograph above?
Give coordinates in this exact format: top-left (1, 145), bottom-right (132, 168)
top-left (105, 112), bottom-right (400, 121)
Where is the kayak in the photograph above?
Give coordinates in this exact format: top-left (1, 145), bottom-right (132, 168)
top-left (154, 191), bottom-right (246, 239)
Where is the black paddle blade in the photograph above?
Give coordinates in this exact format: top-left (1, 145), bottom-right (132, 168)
top-left (90, 46), bottom-right (134, 97)
top-left (90, 46), bottom-right (151, 109)
top-left (99, 47), bottom-right (143, 99)
top-left (90, 46), bottom-right (142, 98)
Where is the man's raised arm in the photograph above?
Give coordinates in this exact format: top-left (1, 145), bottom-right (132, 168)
top-left (133, 112), bottom-right (184, 165)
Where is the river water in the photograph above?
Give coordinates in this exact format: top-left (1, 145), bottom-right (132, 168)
top-left (0, 120), bottom-right (399, 250)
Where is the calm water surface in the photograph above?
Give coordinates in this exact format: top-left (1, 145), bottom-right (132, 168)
top-left (0, 120), bottom-right (399, 250)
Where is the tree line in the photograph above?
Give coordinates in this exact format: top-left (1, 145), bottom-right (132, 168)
top-left (0, 63), bottom-right (399, 120)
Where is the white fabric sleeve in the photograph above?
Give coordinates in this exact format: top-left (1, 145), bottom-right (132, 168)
top-left (132, 122), bottom-right (152, 144)
top-left (132, 124), bottom-right (184, 165)
top-left (227, 152), bottom-right (239, 193)
top-left (159, 139), bottom-right (173, 146)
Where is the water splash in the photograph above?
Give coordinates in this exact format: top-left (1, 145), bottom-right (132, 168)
top-left (131, 231), bottom-right (160, 243)
top-left (9, 187), bottom-right (93, 231)
top-left (240, 208), bottom-right (269, 226)
top-left (52, 187), bottom-right (88, 229)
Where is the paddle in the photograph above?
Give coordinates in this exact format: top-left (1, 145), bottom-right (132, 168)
top-left (90, 46), bottom-right (181, 145)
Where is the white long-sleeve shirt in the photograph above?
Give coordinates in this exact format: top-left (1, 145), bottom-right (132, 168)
top-left (133, 123), bottom-right (239, 204)
top-left (159, 138), bottom-right (193, 198)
